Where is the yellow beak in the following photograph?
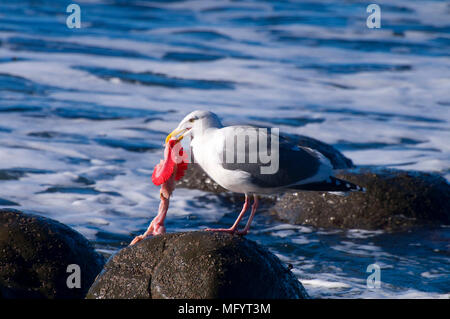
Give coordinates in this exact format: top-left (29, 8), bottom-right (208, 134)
top-left (165, 128), bottom-right (186, 144)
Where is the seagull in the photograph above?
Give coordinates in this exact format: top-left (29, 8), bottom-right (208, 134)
top-left (166, 110), bottom-right (365, 235)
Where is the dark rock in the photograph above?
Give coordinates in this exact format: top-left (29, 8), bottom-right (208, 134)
top-left (86, 231), bottom-right (309, 299)
top-left (273, 168), bottom-right (450, 231)
top-left (177, 134), bottom-right (353, 193)
top-left (0, 209), bottom-right (104, 298)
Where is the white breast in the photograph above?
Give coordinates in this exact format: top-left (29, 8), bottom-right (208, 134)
top-left (190, 128), bottom-right (253, 193)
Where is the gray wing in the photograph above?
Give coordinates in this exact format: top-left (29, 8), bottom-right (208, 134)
top-left (219, 126), bottom-right (324, 188)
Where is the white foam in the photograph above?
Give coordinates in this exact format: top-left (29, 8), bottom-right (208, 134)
top-left (301, 279), bottom-right (351, 289)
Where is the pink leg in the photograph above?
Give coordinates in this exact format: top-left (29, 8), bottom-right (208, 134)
top-left (205, 194), bottom-right (249, 234)
top-left (236, 195), bottom-right (258, 235)
top-left (129, 195), bottom-right (169, 245)
top-left (146, 193), bottom-right (170, 234)
top-left (130, 174), bottom-right (176, 246)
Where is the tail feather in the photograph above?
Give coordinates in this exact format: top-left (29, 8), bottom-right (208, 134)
top-left (291, 176), bottom-right (366, 193)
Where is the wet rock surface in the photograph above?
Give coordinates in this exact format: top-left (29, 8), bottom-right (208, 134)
top-left (86, 231), bottom-right (309, 299)
top-left (273, 168), bottom-right (450, 231)
top-left (0, 209), bottom-right (104, 298)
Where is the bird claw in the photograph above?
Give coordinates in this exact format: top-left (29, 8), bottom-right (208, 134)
top-left (129, 223), bottom-right (166, 246)
top-left (152, 224), bottom-right (166, 235)
top-left (130, 234), bottom-right (145, 246)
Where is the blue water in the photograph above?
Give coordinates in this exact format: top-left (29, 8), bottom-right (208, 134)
top-left (0, 0), bottom-right (449, 298)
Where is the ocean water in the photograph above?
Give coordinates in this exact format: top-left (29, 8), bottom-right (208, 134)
top-left (0, 0), bottom-right (449, 298)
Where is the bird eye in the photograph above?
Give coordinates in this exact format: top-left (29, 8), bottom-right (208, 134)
top-left (189, 118), bottom-right (195, 123)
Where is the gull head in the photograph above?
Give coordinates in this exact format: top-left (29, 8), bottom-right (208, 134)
top-left (165, 110), bottom-right (222, 144)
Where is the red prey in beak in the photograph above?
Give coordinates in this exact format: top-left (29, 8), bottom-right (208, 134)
top-left (130, 139), bottom-right (188, 245)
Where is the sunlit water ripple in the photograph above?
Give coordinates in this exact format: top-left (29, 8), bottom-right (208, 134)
top-left (0, 0), bottom-right (449, 298)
